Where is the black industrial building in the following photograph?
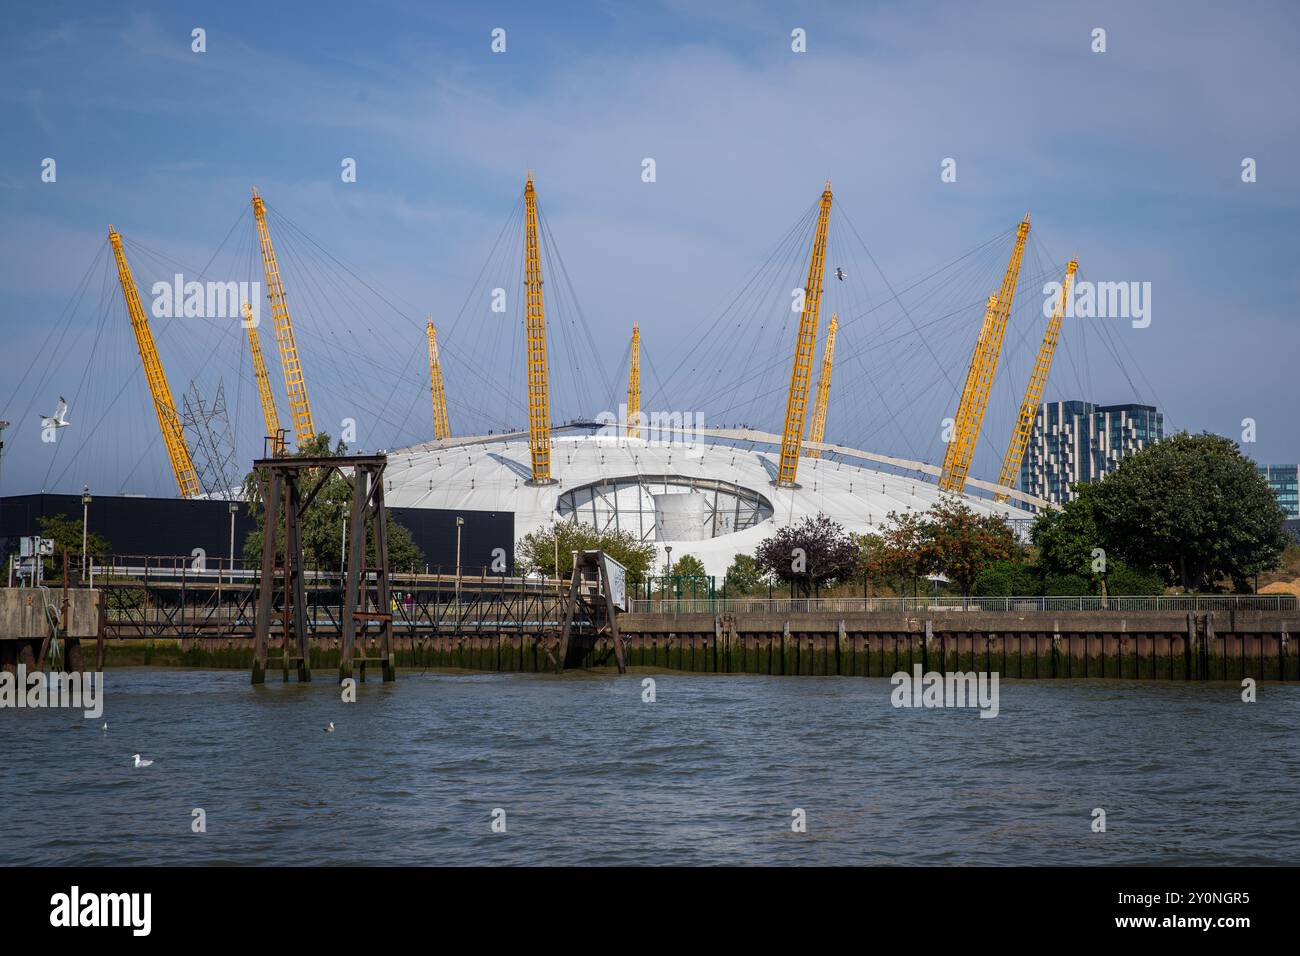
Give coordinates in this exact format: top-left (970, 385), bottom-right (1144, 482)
top-left (0, 494), bottom-right (514, 575)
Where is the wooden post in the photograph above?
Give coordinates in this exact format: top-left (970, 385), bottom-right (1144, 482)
top-left (599, 562), bottom-right (626, 674)
top-left (1205, 611), bottom-right (1216, 681)
top-left (371, 466), bottom-right (395, 682)
top-left (286, 473), bottom-right (311, 682)
top-left (555, 562), bottom-right (581, 672)
top-left (340, 467), bottom-right (368, 683)
top-left (251, 469), bottom-right (282, 685)
top-left (95, 588), bottom-right (107, 672)
top-left (837, 619), bottom-right (847, 676)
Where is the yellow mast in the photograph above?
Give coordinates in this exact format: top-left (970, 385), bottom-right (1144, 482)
top-left (426, 318), bottom-right (451, 442)
top-left (250, 187), bottom-right (315, 448)
top-left (776, 180), bottom-right (833, 487)
top-left (995, 259), bottom-right (1078, 501)
top-left (627, 322), bottom-right (641, 440)
top-left (108, 226), bottom-right (202, 498)
top-left (939, 214), bottom-right (1031, 494)
top-left (523, 173), bottom-right (554, 483)
top-left (242, 301), bottom-right (283, 454)
top-left (807, 313), bottom-right (838, 458)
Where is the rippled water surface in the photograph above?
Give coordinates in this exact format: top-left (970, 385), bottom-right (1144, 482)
top-left (4, 669), bottom-right (1298, 865)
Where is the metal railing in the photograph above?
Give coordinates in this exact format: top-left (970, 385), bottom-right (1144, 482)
top-left (85, 557), bottom-right (578, 641)
top-left (626, 594), bottom-right (1299, 615)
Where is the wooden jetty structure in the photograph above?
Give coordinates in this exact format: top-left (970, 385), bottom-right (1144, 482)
top-left (249, 452), bottom-right (396, 684)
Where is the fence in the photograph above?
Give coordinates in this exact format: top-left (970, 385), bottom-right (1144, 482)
top-left (626, 594), bottom-right (1299, 615)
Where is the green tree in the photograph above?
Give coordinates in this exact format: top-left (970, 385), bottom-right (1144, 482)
top-left (1031, 484), bottom-right (1169, 596)
top-left (1104, 560), bottom-right (1165, 596)
top-left (721, 553), bottom-right (766, 596)
top-left (1032, 483), bottom-right (1104, 579)
top-left (241, 434), bottom-right (423, 573)
top-left (671, 553), bottom-right (706, 579)
top-left (1090, 433), bottom-right (1287, 591)
top-left (1042, 572), bottom-right (1092, 595)
top-left (516, 519), bottom-right (656, 584)
top-left (848, 531), bottom-right (883, 593)
top-left (971, 559), bottom-right (1041, 597)
top-left (918, 497), bottom-right (1020, 597)
top-left (36, 514), bottom-right (112, 578)
top-left (875, 510), bottom-right (930, 596)
top-left (754, 514), bottom-right (858, 596)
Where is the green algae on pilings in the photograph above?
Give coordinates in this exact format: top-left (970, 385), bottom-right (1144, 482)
top-left (1259, 643), bottom-right (1278, 681)
top-left (1119, 641), bottom-right (1136, 679)
top-left (1223, 644), bottom-right (1243, 682)
top-left (1103, 643), bottom-right (1120, 679)
top-left (1038, 639), bottom-right (1055, 678)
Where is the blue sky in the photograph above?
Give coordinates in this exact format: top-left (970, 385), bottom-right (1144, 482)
top-left (1, 0), bottom-right (1297, 497)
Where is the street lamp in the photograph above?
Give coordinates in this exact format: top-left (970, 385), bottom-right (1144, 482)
top-left (228, 500), bottom-right (238, 583)
top-left (455, 516), bottom-right (465, 625)
top-left (81, 485), bottom-right (92, 580)
top-left (664, 545), bottom-right (673, 605)
top-left (0, 419), bottom-right (10, 496)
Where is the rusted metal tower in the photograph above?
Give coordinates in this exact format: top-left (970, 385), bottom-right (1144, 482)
top-left (108, 226), bottom-right (202, 498)
top-left (996, 259), bottom-right (1078, 501)
top-left (251, 453), bottom-right (394, 684)
top-left (242, 301), bottom-right (284, 456)
top-left (776, 180), bottom-right (833, 487)
top-left (251, 187), bottom-right (315, 449)
top-left (939, 214), bottom-right (1031, 494)
top-left (426, 318), bottom-right (451, 441)
top-left (807, 313), bottom-right (838, 458)
top-left (523, 174), bottom-right (555, 484)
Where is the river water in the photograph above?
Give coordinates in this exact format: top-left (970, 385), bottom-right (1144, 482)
top-left (3, 669), bottom-right (1297, 866)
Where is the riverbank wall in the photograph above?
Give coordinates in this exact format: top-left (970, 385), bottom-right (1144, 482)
top-left (81, 609), bottom-right (1298, 680)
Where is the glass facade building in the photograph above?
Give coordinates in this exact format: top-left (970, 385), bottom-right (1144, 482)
top-left (1020, 401), bottom-right (1164, 506)
top-left (1257, 464), bottom-right (1299, 520)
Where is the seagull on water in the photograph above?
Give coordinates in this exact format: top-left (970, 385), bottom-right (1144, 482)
top-left (102, 722), bottom-right (108, 731)
top-left (40, 396), bottom-right (70, 429)
top-left (132, 754), bottom-right (153, 768)
top-left (325, 722), bottom-right (335, 733)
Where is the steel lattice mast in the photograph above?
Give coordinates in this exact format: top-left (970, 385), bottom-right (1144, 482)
top-left (108, 226), bottom-right (202, 498)
top-left (776, 180), bottom-right (833, 487)
top-left (242, 301), bottom-right (283, 454)
top-left (426, 318), bottom-right (451, 442)
top-left (939, 214), bottom-right (1031, 494)
top-left (995, 259), bottom-right (1077, 501)
top-left (523, 174), bottom-right (554, 483)
top-left (627, 322), bottom-right (641, 440)
top-left (807, 313), bottom-right (838, 459)
top-left (251, 187), bottom-right (315, 448)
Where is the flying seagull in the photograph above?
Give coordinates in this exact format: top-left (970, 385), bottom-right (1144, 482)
top-left (834, 267), bottom-right (846, 281)
top-left (132, 753), bottom-right (153, 768)
top-left (40, 396), bottom-right (70, 429)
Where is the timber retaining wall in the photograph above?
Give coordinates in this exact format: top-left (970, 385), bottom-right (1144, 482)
top-left (83, 609), bottom-right (1299, 680)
